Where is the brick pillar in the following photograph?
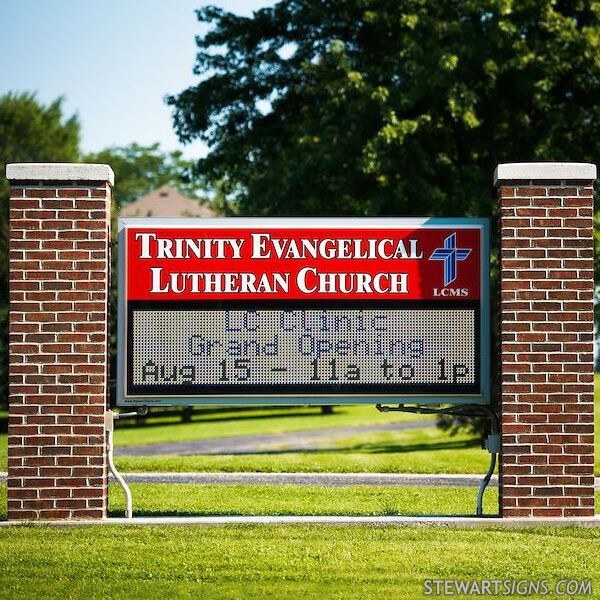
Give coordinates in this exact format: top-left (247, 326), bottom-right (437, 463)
top-left (6, 163), bottom-right (113, 520)
top-left (496, 162), bottom-right (596, 518)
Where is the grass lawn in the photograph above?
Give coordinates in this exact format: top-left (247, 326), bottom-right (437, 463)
top-left (113, 381), bottom-right (600, 473)
top-left (108, 483), bottom-right (502, 517)
top-left (0, 524), bottom-right (598, 600)
top-left (110, 403), bottom-right (496, 475)
top-left (112, 404), bottom-right (427, 448)
top-left (0, 404), bottom-right (429, 472)
top-left (0, 482), bottom-right (501, 519)
top-left (115, 427), bottom-right (492, 474)
top-left (114, 377), bottom-right (600, 474)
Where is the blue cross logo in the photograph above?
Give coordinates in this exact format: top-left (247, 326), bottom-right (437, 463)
top-left (429, 233), bottom-right (471, 287)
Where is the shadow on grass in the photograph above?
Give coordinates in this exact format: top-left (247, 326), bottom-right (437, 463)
top-left (115, 409), bottom-right (330, 431)
top-left (193, 438), bottom-right (482, 457)
top-left (336, 438), bottom-right (481, 454)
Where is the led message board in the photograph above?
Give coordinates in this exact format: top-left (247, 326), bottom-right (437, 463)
top-left (116, 218), bottom-right (489, 406)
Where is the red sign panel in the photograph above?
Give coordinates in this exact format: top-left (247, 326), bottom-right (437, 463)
top-left (126, 226), bottom-right (481, 301)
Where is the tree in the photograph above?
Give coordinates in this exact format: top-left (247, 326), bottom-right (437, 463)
top-left (0, 92), bottom-right (80, 171)
top-left (168, 1), bottom-right (600, 434)
top-left (84, 143), bottom-right (205, 211)
top-left (168, 0), bottom-right (600, 221)
top-left (0, 92), bottom-right (81, 408)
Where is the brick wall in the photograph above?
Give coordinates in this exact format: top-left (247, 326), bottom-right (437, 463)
top-left (6, 163), bottom-right (113, 520)
top-left (496, 162), bottom-right (596, 518)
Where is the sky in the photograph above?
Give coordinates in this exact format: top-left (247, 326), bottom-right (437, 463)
top-left (0, 0), bottom-right (275, 159)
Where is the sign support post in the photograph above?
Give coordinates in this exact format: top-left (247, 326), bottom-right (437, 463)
top-left (496, 162), bottom-right (596, 518)
top-left (6, 163), bottom-right (113, 520)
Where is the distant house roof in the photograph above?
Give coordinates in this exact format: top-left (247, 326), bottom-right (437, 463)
top-left (119, 184), bottom-right (216, 218)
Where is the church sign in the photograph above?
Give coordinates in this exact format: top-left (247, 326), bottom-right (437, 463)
top-left (116, 218), bottom-right (490, 406)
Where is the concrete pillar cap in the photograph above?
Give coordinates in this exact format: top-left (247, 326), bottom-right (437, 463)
top-left (6, 163), bottom-right (114, 186)
top-left (494, 162), bottom-right (596, 185)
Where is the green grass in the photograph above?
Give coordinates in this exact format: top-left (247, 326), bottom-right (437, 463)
top-left (107, 483), bottom-right (500, 517)
top-left (115, 376), bottom-right (600, 477)
top-left (111, 403), bottom-right (492, 474)
top-left (112, 404), bottom-right (426, 448)
top-left (0, 525), bottom-right (599, 600)
top-left (115, 427), bottom-right (491, 474)
top-left (4, 479), bottom-right (599, 521)
top-left (0, 392), bottom-right (598, 599)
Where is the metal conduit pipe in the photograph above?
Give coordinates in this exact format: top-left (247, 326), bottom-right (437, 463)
top-left (376, 403), bottom-right (499, 517)
top-left (105, 410), bottom-right (146, 519)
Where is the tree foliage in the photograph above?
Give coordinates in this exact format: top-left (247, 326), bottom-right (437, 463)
top-left (168, 0), bottom-right (600, 223)
top-left (0, 92), bottom-right (80, 172)
top-left (84, 143), bottom-right (203, 211)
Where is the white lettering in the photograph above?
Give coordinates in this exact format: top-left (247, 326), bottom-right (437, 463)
top-left (135, 233), bottom-right (157, 259)
top-left (297, 267), bottom-right (318, 293)
top-left (148, 270), bottom-right (289, 294)
top-left (135, 235), bottom-right (245, 259)
top-left (248, 235), bottom-right (423, 260)
top-left (295, 270), bottom-right (409, 295)
top-left (150, 267), bottom-right (168, 293)
top-left (252, 233), bottom-right (271, 258)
